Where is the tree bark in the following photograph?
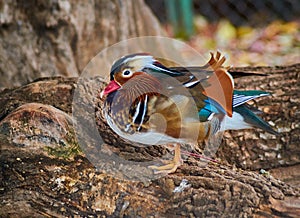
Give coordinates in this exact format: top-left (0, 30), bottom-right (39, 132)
top-left (0, 64), bottom-right (299, 217)
top-left (0, 0), bottom-right (163, 88)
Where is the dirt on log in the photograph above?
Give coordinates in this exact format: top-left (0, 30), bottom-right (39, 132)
top-left (0, 64), bottom-right (299, 217)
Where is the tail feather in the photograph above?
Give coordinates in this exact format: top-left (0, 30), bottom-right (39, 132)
top-left (228, 70), bottom-right (268, 78)
top-left (234, 105), bottom-right (279, 135)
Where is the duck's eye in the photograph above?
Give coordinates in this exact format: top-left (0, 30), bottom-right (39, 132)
top-left (122, 69), bottom-right (133, 78)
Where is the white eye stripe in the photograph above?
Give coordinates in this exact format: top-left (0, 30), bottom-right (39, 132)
top-left (122, 69), bottom-right (133, 78)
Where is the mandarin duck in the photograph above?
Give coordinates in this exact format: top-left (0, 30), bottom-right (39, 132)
top-left (101, 52), bottom-right (278, 174)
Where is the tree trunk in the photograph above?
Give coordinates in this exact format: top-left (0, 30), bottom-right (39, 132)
top-left (0, 0), bottom-right (163, 88)
top-left (0, 64), bottom-right (299, 217)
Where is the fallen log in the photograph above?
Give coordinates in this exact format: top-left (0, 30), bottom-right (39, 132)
top-left (0, 64), bottom-right (299, 217)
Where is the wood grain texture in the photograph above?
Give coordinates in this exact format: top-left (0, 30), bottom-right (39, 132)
top-left (0, 0), bottom-right (163, 88)
top-left (0, 64), bottom-right (299, 217)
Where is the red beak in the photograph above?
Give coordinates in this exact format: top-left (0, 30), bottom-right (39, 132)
top-left (100, 80), bottom-right (121, 98)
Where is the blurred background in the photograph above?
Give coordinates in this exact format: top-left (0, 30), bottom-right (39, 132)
top-left (0, 0), bottom-right (299, 87)
top-left (146, 0), bottom-right (300, 66)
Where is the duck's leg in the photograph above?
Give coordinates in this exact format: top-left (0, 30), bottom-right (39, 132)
top-left (149, 144), bottom-right (183, 174)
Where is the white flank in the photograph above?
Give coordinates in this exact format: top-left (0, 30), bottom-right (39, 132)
top-left (219, 112), bottom-right (252, 131)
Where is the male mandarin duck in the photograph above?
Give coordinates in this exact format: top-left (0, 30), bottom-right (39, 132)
top-left (101, 52), bottom-right (278, 174)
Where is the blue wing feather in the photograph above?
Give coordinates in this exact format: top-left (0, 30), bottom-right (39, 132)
top-left (199, 90), bottom-right (271, 122)
top-left (199, 98), bottom-right (226, 121)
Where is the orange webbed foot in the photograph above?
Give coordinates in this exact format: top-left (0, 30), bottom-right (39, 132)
top-left (149, 144), bottom-right (183, 174)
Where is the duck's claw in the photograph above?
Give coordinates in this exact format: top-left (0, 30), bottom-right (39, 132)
top-left (149, 144), bottom-right (183, 174)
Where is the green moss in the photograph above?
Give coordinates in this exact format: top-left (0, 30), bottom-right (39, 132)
top-left (45, 128), bottom-right (82, 159)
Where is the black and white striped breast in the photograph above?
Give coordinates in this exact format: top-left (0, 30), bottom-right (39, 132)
top-left (104, 91), bottom-right (156, 135)
top-left (129, 95), bottom-right (149, 131)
